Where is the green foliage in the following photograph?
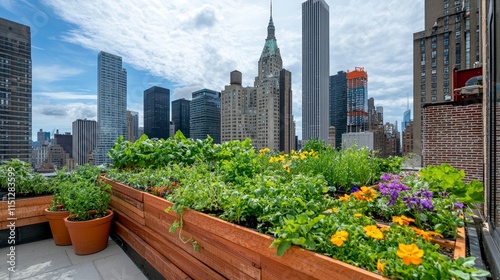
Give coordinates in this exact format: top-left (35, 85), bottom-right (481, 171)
top-left (54, 164), bottom-right (111, 220)
top-left (418, 163), bottom-right (484, 207)
top-left (0, 158), bottom-right (49, 195)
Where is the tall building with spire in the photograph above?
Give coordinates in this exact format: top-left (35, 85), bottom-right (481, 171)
top-left (221, 1), bottom-right (295, 152)
top-left (302, 0), bottom-right (330, 143)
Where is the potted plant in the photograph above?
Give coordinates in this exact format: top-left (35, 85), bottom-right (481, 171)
top-left (43, 169), bottom-right (73, 246)
top-left (63, 166), bottom-right (113, 255)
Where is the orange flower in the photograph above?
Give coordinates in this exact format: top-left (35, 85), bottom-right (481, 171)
top-left (411, 227), bottom-right (443, 241)
top-left (330, 230), bottom-right (349, 247)
top-left (396, 243), bottom-right (424, 265)
top-left (363, 225), bottom-right (384, 240)
top-left (377, 259), bottom-right (386, 273)
top-left (353, 186), bottom-right (377, 201)
top-left (339, 194), bottom-right (350, 201)
top-left (392, 215), bottom-right (415, 226)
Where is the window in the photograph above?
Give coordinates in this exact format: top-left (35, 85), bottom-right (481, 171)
top-left (444, 88), bottom-right (449, 93)
top-left (421, 77), bottom-right (426, 83)
top-left (421, 91), bottom-right (426, 96)
top-left (432, 76), bottom-right (437, 82)
top-left (444, 67), bottom-right (449, 73)
top-left (444, 81), bottom-right (449, 87)
top-left (421, 97), bottom-right (426, 102)
top-left (432, 90), bottom-right (437, 95)
top-left (432, 83), bottom-right (437, 88)
top-left (432, 69), bottom-right (437, 74)
top-left (431, 96), bottom-right (437, 102)
top-left (421, 84), bottom-right (426, 90)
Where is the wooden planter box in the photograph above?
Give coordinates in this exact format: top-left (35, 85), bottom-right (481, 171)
top-left (102, 176), bottom-right (466, 280)
top-left (0, 195), bottom-right (53, 230)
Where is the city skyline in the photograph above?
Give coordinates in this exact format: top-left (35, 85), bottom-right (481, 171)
top-left (0, 0), bottom-right (423, 141)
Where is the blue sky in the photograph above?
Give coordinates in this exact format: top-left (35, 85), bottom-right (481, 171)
top-left (0, 0), bottom-right (423, 141)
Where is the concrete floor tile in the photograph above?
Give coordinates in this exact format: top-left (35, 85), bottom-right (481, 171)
top-left (26, 262), bottom-right (102, 280)
top-left (94, 253), bottom-right (147, 280)
top-left (66, 240), bottom-right (122, 265)
top-left (8, 251), bottom-right (72, 280)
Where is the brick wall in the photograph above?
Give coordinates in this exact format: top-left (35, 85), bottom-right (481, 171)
top-left (422, 102), bottom-right (483, 182)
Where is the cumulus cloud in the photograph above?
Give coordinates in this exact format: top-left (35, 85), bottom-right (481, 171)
top-left (39, 0), bottom-right (422, 138)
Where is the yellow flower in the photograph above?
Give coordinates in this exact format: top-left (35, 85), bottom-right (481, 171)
top-left (332, 207), bottom-right (338, 213)
top-left (299, 153), bottom-right (307, 160)
top-left (363, 225), bottom-right (384, 240)
top-left (377, 259), bottom-right (386, 273)
top-left (354, 213), bottom-right (362, 217)
top-left (392, 215), bottom-right (415, 226)
top-left (396, 243), bottom-right (424, 266)
top-left (282, 165), bottom-right (291, 173)
top-left (330, 230), bottom-right (348, 247)
top-left (259, 147), bottom-right (270, 155)
top-left (339, 194), bottom-right (350, 201)
top-left (291, 155), bottom-right (299, 159)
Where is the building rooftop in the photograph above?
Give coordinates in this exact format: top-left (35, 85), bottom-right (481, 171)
top-left (0, 238), bottom-right (146, 280)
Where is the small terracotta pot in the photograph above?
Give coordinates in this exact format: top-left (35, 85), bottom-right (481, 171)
top-left (64, 210), bottom-right (114, 255)
top-left (44, 208), bottom-right (71, 246)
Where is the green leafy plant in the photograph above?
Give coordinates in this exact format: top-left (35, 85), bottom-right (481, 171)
top-left (0, 158), bottom-right (49, 196)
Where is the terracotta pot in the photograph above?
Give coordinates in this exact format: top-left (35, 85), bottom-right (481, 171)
top-left (64, 210), bottom-right (114, 255)
top-left (44, 208), bottom-right (71, 246)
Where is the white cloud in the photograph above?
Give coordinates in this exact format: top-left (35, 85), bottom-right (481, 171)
top-left (40, 0), bottom-right (423, 139)
top-left (33, 65), bottom-right (84, 82)
top-left (37, 91), bottom-right (96, 100)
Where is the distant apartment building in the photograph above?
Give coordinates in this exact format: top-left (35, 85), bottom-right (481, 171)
top-left (0, 18), bottom-right (32, 162)
top-left (37, 129), bottom-right (50, 146)
top-left (54, 131), bottom-right (72, 156)
top-left (126, 110), bottom-right (139, 142)
top-left (95, 51), bottom-right (127, 165)
top-left (144, 86), bottom-right (170, 140)
top-left (402, 120), bottom-right (414, 156)
top-left (302, 0), bottom-right (329, 142)
top-left (72, 119), bottom-right (97, 165)
top-left (172, 98), bottom-right (191, 138)
top-left (329, 71), bottom-right (347, 148)
top-left (347, 67), bottom-right (368, 133)
top-left (221, 71), bottom-right (257, 142)
top-left (413, 0), bottom-right (481, 158)
top-left (190, 89), bottom-right (220, 144)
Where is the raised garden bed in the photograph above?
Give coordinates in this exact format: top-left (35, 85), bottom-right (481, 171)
top-left (104, 176), bottom-right (467, 280)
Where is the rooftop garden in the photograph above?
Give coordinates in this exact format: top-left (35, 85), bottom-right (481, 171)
top-left (103, 132), bottom-right (490, 279)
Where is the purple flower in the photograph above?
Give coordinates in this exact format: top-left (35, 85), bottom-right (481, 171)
top-left (381, 173), bottom-right (392, 182)
top-left (351, 186), bottom-right (360, 193)
top-left (454, 202), bottom-right (464, 210)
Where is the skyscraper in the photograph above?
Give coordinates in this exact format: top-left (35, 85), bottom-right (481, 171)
top-left (126, 110), bottom-right (139, 142)
top-left (190, 89), bottom-right (220, 144)
top-left (72, 119), bottom-right (97, 165)
top-left (171, 98), bottom-right (191, 138)
top-left (95, 51), bottom-right (127, 165)
top-left (144, 86), bottom-right (170, 140)
top-left (302, 0), bottom-right (329, 143)
top-left (0, 18), bottom-right (32, 162)
top-left (347, 67), bottom-right (368, 133)
top-left (329, 71), bottom-right (347, 148)
top-left (413, 0), bottom-right (481, 157)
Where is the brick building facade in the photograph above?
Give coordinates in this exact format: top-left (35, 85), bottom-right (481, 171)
top-left (422, 101), bottom-right (483, 182)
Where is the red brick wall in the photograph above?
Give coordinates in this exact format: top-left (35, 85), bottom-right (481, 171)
top-left (422, 102), bottom-right (483, 182)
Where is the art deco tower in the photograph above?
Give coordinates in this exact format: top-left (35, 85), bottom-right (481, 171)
top-left (254, 2), bottom-right (285, 151)
top-left (302, 0), bottom-right (330, 143)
